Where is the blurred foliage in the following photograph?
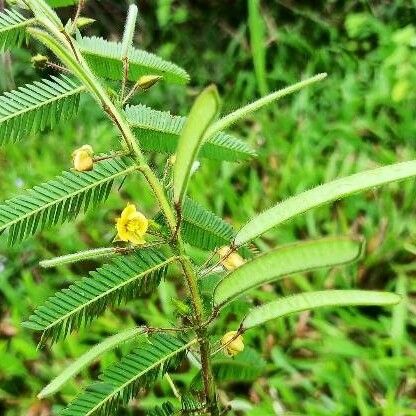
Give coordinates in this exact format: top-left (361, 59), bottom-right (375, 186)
top-left (0, 0), bottom-right (415, 415)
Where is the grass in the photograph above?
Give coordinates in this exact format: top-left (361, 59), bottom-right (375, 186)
top-left (0, 1), bottom-right (415, 415)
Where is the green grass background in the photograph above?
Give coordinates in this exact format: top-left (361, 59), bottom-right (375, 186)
top-left (0, 1), bottom-right (415, 415)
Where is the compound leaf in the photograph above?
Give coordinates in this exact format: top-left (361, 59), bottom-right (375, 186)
top-left (192, 347), bottom-right (266, 390)
top-left (78, 36), bottom-right (190, 85)
top-left (125, 104), bottom-right (256, 162)
top-left (0, 75), bottom-right (85, 144)
top-left (181, 197), bottom-right (235, 250)
top-left (23, 250), bottom-right (174, 345)
top-left (155, 196), bottom-right (235, 251)
top-left (0, 8), bottom-right (33, 51)
top-left (59, 334), bottom-right (196, 416)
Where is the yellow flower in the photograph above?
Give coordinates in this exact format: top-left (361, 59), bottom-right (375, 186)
top-left (116, 203), bottom-right (148, 245)
top-left (221, 331), bottom-right (244, 357)
top-left (72, 145), bottom-right (94, 172)
top-left (217, 246), bottom-right (245, 271)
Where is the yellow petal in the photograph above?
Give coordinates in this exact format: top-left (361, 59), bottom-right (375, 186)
top-left (115, 203), bottom-right (149, 244)
top-left (116, 216), bottom-right (130, 241)
top-left (72, 144), bottom-right (93, 158)
top-left (128, 212), bottom-right (149, 234)
top-left (127, 232), bottom-right (146, 245)
top-left (121, 203), bottom-right (138, 221)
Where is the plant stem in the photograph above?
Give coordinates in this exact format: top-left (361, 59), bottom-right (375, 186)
top-left (178, 252), bottom-right (219, 415)
top-left (198, 329), bottom-right (219, 415)
top-left (178, 255), bottom-right (204, 322)
top-left (72, 0), bottom-right (84, 31)
top-left (138, 165), bottom-right (177, 234)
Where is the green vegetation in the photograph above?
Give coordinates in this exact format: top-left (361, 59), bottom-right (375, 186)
top-left (0, 1), bottom-right (415, 415)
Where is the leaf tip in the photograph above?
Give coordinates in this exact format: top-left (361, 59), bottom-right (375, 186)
top-left (21, 320), bottom-right (42, 330)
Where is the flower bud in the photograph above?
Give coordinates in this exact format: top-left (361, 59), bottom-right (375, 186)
top-left (221, 331), bottom-right (244, 357)
top-left (138, 75), bottom-right (163, 90)
top-left (31, 54), bottom-right (48, 69)
top-left (72, 145), bottom-right (94, 172)
top-left (76, 17), bottom-right (96, 29)
top-left (217, 246), bottom-right (245, 271)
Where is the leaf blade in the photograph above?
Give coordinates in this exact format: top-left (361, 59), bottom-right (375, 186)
top-left (0, 75), bottom-right (85, 144)
top-left (125, 104), bottom-right (256, 162)
top-left (235, 160), bottom-right (416, 246)
top-left (78, 36), bottom-right (190, 85)
top-left (214, 237), bottom-right (363, 308)
top-left (243, 290), bottom-right (401, 329)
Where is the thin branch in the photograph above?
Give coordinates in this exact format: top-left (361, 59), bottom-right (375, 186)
top-left (144, 325), bottom-right (192, 333)
top-left (72, 0), bottom-right (85, 30)
top-left (93, 150), bottom-right (130, 162)
top-left (122, 79), bottom-right (141, 104)
top-left (46, 61), bottom-right (71, 73)
top-left (120, 57), bottom-right (129, 102)
top-left (164, 373), bottom-right (181, 399)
